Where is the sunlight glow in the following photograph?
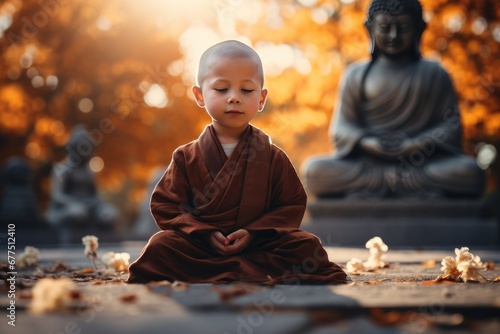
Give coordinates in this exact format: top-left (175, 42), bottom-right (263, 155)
top-left (79, 98), bottom-right (94, 113)
top-left (96, 16), bottom-right (112, 31)
top-left (89, 156), bottom-right (104, 173)
top-left (179, 27), bottom-right (221, 84)
top-left (144, 84), bottom-right (168, 108)
top-left (25, 142), bottom-right (41, 159)
top-left (476, 143), bottom-right (497, 170)
top-left (256, 43), bottom-right (295, 77)
top-left (46, 75), bottom-right (59, 89)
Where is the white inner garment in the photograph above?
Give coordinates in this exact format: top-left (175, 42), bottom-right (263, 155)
top-left (221, 143), bottom-right (237, 157)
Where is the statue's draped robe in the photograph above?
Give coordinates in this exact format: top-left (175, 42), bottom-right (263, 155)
top-left (128, 125), bottom-right (346, 284)
top-left (304, 59), bottom-right (483, 196)
top-left (335, 60), bottom-right (460, 157)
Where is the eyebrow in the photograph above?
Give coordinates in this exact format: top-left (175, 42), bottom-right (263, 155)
top-left (211, 78), bottom-right (258, 84)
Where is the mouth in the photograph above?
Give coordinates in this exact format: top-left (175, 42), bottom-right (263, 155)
top-left (385, 41), bottom-right (402, 47)
top-left (225, 110), bottom-right (244, 115)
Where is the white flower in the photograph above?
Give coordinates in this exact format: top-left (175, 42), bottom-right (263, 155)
top-left (365, 236), bottom-right (389, 253)
top-left (364, 236), bottom-right (388, 269)
top-left (346, 258), bottom-right (365, 274)
top-left (17, 246), bottom-right (41, 268)
top-left (457, 260), bottom-right (486, 282)
top-left (82, 235), bottom-right (99, 258)
top-left (29, 278), bottom-right (76, 314)
top-left (440, 256), bottom-right (459, 277)
top-left (454, 247), bottom-right (474, 263)
top-left (101, 251), bottom-right (130, 272)
top-left (441, 247), bottom-right (487, 282)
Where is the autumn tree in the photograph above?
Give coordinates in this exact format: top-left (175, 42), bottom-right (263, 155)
top-left (1, 0), bottom-right (498, 228)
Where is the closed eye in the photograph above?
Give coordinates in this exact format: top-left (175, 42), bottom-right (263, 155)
top-left (214, 88), bottom-right (228, 93)
top-left (242, 89), bottom-right (254, 93)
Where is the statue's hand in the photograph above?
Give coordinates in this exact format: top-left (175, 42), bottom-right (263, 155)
top-left (398, 138), bottom-right (420, 156)
top-left (359, 136), bottom-right (388, 156)
top-left (360, 134), bottom-right (415, 159)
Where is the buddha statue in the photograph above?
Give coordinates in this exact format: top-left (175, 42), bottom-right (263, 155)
top-left (302, 0), bottom-right (484, 199)
top-left (46, 124), bottom-right (117, 244)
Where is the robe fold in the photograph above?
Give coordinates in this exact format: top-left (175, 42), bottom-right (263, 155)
top-left (128, 124), bottom-right (346, 284)
top-left (333, 60), bottom-right (461, 158)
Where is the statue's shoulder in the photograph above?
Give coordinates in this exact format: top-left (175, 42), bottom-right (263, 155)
top-left (419, 59), bottom-right (451, 76)
top-left (343, 60), bottom-right (371, 84)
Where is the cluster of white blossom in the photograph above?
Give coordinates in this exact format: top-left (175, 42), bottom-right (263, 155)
top-left (82, 235), bottom-right (130, 272)
top-left (101, 251), bottom-right (131, 272)
top-left (82, 235), bottom-right (99, 258)
top-left (29, 278), bottom-right (76, 314)
top-left (346, 236), bottom-right (389, 274)
top-left (440, 247), bottom-right (486, 282)
top-left (17, 246), bottom-right (40, 268)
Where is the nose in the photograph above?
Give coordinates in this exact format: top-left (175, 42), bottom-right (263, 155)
top-left (389, 23), bottom-right (398, 39)
top-left (227, 91), bottom-right (241, 104)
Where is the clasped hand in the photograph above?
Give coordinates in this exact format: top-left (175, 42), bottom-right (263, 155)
top-left (209, 229), bottom-right (253, 256)
top-left (360, 134), bottom-right (419, 159)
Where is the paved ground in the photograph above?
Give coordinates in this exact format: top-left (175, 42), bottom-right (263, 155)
top-left (1, 241), bottom-right (500, 334)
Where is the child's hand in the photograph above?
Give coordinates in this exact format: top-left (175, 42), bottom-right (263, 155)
top-left (224, 229), bottom-right (253, 255)
top-left (208, 229), bottom-right (253, 256)
top-left (209, 231), bottom-right (230, 255)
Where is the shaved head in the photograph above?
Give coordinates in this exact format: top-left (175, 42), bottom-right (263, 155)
top-left (196, 40), bottom-right (264, 87)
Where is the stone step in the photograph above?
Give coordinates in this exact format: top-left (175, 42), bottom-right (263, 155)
top-left (306, 199), bottom-right (490, 218)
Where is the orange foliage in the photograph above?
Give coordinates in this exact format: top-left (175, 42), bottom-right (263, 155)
top-left (0, 0), bottom-right (499, 226)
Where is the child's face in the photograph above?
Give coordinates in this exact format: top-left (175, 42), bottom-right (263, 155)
top-left (192, 56), bottom-right (267, 135)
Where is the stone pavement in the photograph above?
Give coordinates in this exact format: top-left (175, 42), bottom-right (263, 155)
top-left (1, 241), bottom-right (500, 334)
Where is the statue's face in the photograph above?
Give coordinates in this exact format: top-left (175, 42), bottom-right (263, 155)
top-left (372, 12), bottom-right (417, 57)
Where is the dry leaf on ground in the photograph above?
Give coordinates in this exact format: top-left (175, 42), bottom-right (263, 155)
top-left (212, 284), bottom-right (259, 302)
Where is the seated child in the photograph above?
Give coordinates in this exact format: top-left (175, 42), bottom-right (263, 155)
top-left (127, 40), bottom-right (347, 284)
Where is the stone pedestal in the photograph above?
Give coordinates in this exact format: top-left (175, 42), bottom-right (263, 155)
top-left (301, 199), bottom-right (499, 248)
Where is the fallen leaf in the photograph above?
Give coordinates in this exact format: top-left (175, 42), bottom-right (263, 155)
top-left (212, 284), bottom-right (259, 302)
top-left (364, 281), bottom-right (379, 285)
top-left (92, 280), bottom-right (103, 285)
top-left (19, 291), bottom-right (33, 299)
top-left (492, 276), bottom-right (500, 282)
top-left (421, 260), bottom-right (437, 267)
top-left (69, 290), bottom-right (82, 300)
top-left (148, 280), bottom-right (172, 287)
top-left (485, 261), bottom-right (495, 270)
top-left (45, 261), bottom-right (70, 273)
top-left (120, 294), bottom-right (137, 303)
top-left (370, 308), bottom-right (415, 326)
top-left (421, 276), bottom-right (456, 285)
top-left (77, 268), bottom-right (94, 274)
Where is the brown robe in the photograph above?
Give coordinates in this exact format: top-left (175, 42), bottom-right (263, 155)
top-left (127, 124), bottom-right (346, 284)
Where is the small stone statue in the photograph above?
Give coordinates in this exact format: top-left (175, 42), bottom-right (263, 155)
top-left (0, 156), bottom-right (41, 225)
top-left (46, 124), bottom-right (117, 244)
top-left (302, 0), bottom-right (484, 199)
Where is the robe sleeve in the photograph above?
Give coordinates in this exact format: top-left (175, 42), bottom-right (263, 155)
top-left (242, 148), bottom-right (307, 235)
top-left (150, 148), bottom-right (220, 236)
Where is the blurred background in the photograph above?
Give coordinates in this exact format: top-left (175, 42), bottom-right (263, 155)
top-left (1, 0), bottom-right (499, 236)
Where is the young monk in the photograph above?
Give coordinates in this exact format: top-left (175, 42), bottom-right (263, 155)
top-left (127, 40), bottom-right (347, 284)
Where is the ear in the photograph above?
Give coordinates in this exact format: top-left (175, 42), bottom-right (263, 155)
top-left (192, 85), bottom-right (205, 108)
top-left (258, 88), bottom-right (268, 112)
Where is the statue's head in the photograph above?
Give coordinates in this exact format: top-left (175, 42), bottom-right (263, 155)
top-left (365, 0), bottom-right (427, 60)
top-left (66, 124), bottom-right (95, 165)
